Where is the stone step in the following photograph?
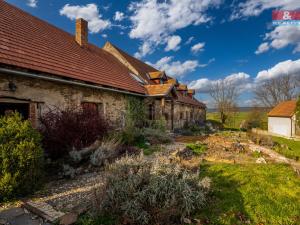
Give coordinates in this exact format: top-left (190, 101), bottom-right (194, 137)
top-left (22, 201), bottom-right (65, 223)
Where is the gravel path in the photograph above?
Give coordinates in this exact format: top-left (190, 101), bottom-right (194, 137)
top-left (248, 143), bottom-right (300, 175)
top-left (32, 171), bottom-right (105, 213)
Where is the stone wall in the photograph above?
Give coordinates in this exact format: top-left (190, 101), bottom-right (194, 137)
top-left (0, 74), bottom-right (134, 127)
top-left (0, 73), bottom-right (206, 130)
top-left (145, 98), bottom-right (206, 130)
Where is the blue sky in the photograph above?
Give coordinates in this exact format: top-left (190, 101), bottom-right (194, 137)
top-left (6, 0), bottom-right (300, 108)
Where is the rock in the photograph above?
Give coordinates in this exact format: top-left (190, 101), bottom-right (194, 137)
top-left (183, 218), bottom-right (192, 224)
top-left (0, 218), bottom-right (8, 225)
top-left (232, 142), bottom-right (244, 152)
top-left (0, 207), bottom-right (25, 220)
top-left (22, 201), bottom-right (65, 223)
top-left (59, 213), bottom-right (78, 225)
top-left (176, 148), bottom-right (193, 160)
top-left (145, 142), bottom-right (151, 146)
top-left (256, 157), bottom-right (267, 164)
top-left (62, 164), bottom-right (76, 179)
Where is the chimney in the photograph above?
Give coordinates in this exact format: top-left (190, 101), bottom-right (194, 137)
top-left (76, 18), bottom-right (88, 47)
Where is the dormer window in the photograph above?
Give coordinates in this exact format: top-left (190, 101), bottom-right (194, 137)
top-left (130, 73), bottom-right (147, 84)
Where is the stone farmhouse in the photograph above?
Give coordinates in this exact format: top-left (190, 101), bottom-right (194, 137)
top-left (0, 1), bottom-right (206, 130)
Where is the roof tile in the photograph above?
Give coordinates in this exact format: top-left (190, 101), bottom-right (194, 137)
top-left (0, 1), bottom-right (145, 94)
top-left (268, 100), bottom-right (296, 117)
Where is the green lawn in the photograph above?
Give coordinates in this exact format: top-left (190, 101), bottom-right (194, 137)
top-left (207, 111), bottom-right (268, 130)
top-left (272, 136), bottom-right (300, 161)
top-left (198, 163), bottom-right (300, 225)
top-left (207, 112), bottom-right (249, 129)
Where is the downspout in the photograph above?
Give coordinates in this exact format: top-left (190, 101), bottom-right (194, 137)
top-left (0, 67), bottom-right (146, 98)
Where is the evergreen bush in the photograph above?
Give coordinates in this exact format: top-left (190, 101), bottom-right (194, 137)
top-left (0, 112), bottom-right (43, 201)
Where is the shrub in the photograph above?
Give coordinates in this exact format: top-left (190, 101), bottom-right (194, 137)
top-left (0, 113), bottom-right (43, 201)
top-left (142, 128), bottom-right (172, 145)
top-left (39, 106), bottom-right (108, 159)
top-left (94, 156), bottom-right (207, 225)
top-left (186, 143), bottom-right (207, 155)
top-left (243, 109), bottom-right (268, 130)
top-left (247, 132), bottom-right (274, 147)
top-left (89, 137), bottom-right (141, 167)
top-left (90, 137), bottom-right (121, 167)
top-left (120, 126), bottom-right (144, 146)
top-left (149, 117), bottom-right (167, 132)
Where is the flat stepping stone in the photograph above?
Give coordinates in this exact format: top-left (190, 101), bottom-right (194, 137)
top-left (8, 213), bottom-right (41, 225)
top-left (0, 208), bottom-right (24, 221)
top-left (22, 201), bottom-right (65, 223)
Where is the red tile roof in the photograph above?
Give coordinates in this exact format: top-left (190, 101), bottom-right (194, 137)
top-left (0, 1), bottom-right (145, 94)
top-left (177, 92), bottom-right (206, 108)
top-left (268, 100), bottom-right (296, 117)
top-left (105, 43), bottom-right (158, 84)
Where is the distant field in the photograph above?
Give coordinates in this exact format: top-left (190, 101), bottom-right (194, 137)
top-left (207, 111), bottom-right (268, 129)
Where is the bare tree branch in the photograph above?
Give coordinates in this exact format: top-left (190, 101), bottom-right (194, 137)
top-left (209, 79), bottom-right (239, 124)
top-left (254, 75), bottom-right (299, 108)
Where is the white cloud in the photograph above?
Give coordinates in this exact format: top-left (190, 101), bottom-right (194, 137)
top-left (255, 42), bottom-right (269, 54)
top-left (185, 36), bottom-right (194, 45)
top-left (267, 26), bottom-right (300, 53)
top-left (165, 35), bottom-right (182, 51)
top-left (134, 42), bottom-right (152, 58)
top-left (27, 0), bottom-right (37, 8)
top-left (231, 0), bottom-right (300, 20)
top-left (129, 0), bottom-right (221, 57)
top-left (255, 59), bottom-right (300, 81)
top-left (102, 34), bottom-right (108, 38)
top-left (191, 42), bottom-right (205, 53)
top-left (149, 56), bottom-right (199, 78)
top-left (114, 11), bottom-right (125, 21)
top-left (60, 4), bottom-right (111, 33)
top-left (189, 72), bottom-right (252, 93)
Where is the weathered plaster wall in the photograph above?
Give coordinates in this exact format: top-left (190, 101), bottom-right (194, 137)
top-left (0, 74), bottom-right (206, 130)
top-left (0, 74), bottom-right (133, 127)
top-left (145, 98), bottom-right (206, 129)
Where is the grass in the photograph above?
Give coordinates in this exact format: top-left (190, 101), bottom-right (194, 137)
top-left (207, 111), bottom-right (268, 130)
top-left (272, 136), bottom-right (300, 161)
top-left (198, 163), bottom-right (300, 225)
top-left (186, 143), bottom-right (207, 155)
top-left (207, 112), bottom-right (249, 129)
top-left (143, 145), bottom-right (164, 156)
top-left (76, 214), bottom-right (117, 225)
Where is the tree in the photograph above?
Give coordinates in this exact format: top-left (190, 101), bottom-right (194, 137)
top-left (209, 79), bottom-right (239, 124)
top-left (254, 75), bottom-right (299, 108)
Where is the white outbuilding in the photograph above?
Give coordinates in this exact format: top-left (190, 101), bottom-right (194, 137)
top-left (268, 100), bottom-right (297, 138)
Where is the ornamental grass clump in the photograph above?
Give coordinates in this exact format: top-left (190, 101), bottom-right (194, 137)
top-left (94, 156), bottom-right (207, 225)
top-left (0, 112), bottom-right (44, 201)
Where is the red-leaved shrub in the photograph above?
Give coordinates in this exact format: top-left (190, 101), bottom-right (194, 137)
top-left (39, 106), bottom-right (108, 159)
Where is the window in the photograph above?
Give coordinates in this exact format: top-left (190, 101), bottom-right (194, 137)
top-left (148, 104), bottom-right (155, 120)
top-left (180, 112), bottom-right (184, 120)
top-left (164, 113), bottom-right (169, 121)
top-left (81, 102), bottom-right (97, 112)
top-left (0, 102), bottom-right (29, 119)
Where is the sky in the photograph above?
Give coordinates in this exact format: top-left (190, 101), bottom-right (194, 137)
top-left (6, 0), bottom-right (300, 108)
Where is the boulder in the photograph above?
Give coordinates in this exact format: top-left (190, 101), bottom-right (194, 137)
top-left (59, 213), bottom-right (78, 225)
top-left (256, 157), bottom-right (267, 164)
